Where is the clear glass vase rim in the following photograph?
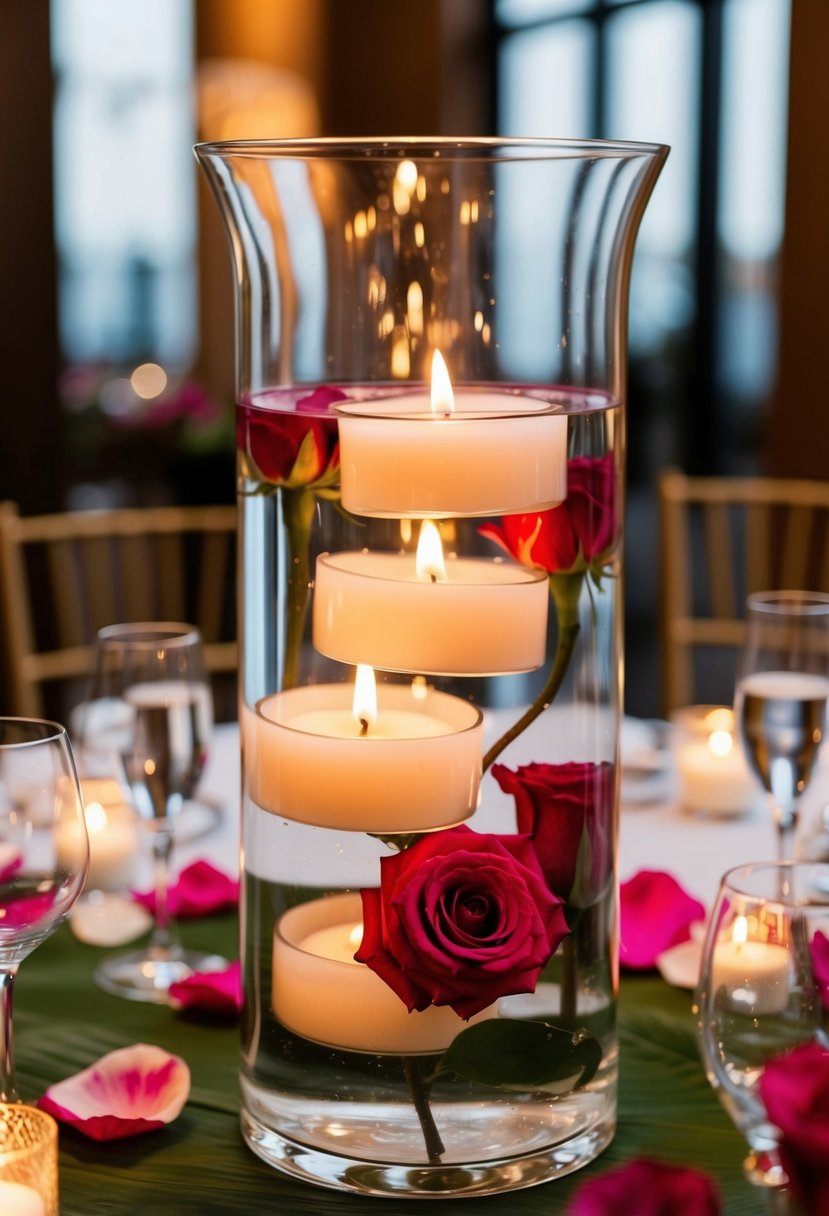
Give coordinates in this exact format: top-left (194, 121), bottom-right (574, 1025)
top-left (194, 134), bottom-right (669, 164)
top-left (96, 622), bottom-right (203, 649)
top-left (718, 859), bottom-right (829, 905)
top-left (746, 590), bottom-right (829, 616)
top-left (0, 717), bottom-right (70, 749)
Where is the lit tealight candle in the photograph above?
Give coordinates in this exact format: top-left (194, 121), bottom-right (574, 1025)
top-left (313, 520), bottom-right (548, 675)
top-left (336, 351), bottom-right (568, 517)
top-left (711, 915), bottom-right (790, 1015)
top-left (243, 668), bottom-right (482, 833)
top-left (56, 778), bottom-right (138, 892)
top-left (674, 706), bottom-right (756, 817)
top-left (273, 892), bottom-right (493, 1053)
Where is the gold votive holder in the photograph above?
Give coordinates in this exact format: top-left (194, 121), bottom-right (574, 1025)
top-left (0, 1103), bottom-right (58, 1216)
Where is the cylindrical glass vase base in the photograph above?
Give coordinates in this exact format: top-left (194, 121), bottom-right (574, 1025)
top-left (240, 1099), bottom-right (616, 1198)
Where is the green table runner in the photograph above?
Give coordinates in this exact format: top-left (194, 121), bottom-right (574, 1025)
top-left (15, 915), bottom-right (757, 1215)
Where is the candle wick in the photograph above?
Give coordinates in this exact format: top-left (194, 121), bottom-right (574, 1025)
top-left (359, 717), bottom-right (369, 737)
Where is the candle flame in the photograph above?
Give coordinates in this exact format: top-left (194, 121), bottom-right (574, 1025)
top-left (733, 915), bottom-right (748, 947)
top-left (353, 665), bottom-right (377, 735)
top-left (708, 729), bottom-right (733, 758)
top-left (430, 350), bottom-right (454, 416)
top-left (416, 520), bottom-right (447, 583)
top-left (84, 802), bottom-right (107, 834)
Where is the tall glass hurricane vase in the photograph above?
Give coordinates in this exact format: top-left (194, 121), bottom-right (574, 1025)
top-left (197, 138), bottom-right (666, 1198)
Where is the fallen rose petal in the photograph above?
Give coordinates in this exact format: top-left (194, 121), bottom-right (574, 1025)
top-left (620, 870), bottom-right (706, 970)
top-left (568, 1156), bottom-right (721, 1215)
top-left (38, 1044), bottom-right (190, 1141)
top-left (168, 961), bottom-right (242, 1016)
top-left (133, 859), bottom-right (239, 919)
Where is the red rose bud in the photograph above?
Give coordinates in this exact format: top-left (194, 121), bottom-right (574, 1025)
top-left (493, 761), bottom-right (614, 906)
top-left (760, 1042), bottom-right (829, 1215)
top-left (478, 453), bottom-right (618, 576)
top-left (568, 1157), bottom-right (721, 1215)
top-left (356, 825), bottom-right (569, 1020)
top-left (237, 386), bottom-right (342, 488)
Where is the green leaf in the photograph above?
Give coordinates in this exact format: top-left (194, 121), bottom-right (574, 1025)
top-left (430, 1019), bottom-right (602, 1093)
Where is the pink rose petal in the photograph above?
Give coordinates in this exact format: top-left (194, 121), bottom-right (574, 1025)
top-left (38, 1044), bottom-right (190, 1141)
top-left (133, 859), bottom-right (238, 919)
top-left (620, 869), bottom-right (706, 971)
top-left (168, 961), bottom-right (242, 1017)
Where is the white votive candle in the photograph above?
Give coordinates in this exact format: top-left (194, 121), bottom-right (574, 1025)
top-left (243, 681), bottom-right (482, 832)
top-left (56, 778), bottom-right (137, 892)
top-left (313, 544), bottom-right (548, 677)
top-left (336, 353), bottom-right (567, 517)
top-left (273, 892), bottom-right (492, 1053)
top-left (711, 917), bottom-right (790, 1015)
top-left (0, 1179), bottom-right (46, 1216)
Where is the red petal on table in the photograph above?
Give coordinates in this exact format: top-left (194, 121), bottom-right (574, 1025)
top-left (168, 961), bottom-right (242, 1016)
top-left (620, 869), bottom-right (706, 970)
top-left (38, 1044), bottom-right (190, 1141)
top-left (133, 860), bottom-right (239, 918)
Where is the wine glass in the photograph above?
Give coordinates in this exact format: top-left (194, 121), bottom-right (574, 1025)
top-left (78, 622), bottom-right (227, 1002)
top-left (697, 861), bottom-right (829, 1203)
top-left (735, 590), bottom-right (829, 860)
top-left (0, 719), bottom-right (89, 1100)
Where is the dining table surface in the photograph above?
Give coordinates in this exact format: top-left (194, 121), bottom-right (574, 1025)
top-left (18, 718), bottom-right (828, 1215)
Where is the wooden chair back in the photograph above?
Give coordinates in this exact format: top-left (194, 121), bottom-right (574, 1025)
top-left (658, 468), bottom-right (829, 715)
top-left (0, 501), bottom-right (237, 720)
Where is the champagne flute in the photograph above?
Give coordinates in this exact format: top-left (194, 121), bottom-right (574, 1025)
top-left (0, 718), bottom-right (89, 1100)
top-left (735, 591), bottom-right (829, 860)
top-left (697, 861), bottom-right (829, 1202)
top-left (79, 623), bottom-right (227, 1002)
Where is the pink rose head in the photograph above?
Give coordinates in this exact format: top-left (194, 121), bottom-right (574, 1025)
top-left (237, 387), bottom-right (342, 488)
top-left (492, 760), bottom-right (614, 905)
top-left (356, 825), bottom-right (570, 1019)
top-left (568, 1157), bottom-right (721, 1216)
top-left (760, 1041), bottom-right (829, 1210)
top-left (619, 870), bottom-right (706, 970)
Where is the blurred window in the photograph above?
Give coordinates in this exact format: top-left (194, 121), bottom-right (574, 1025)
top-left (495, 0), bottom-right (791, 477)
top-left (51, 0), bottom-right (196, 369)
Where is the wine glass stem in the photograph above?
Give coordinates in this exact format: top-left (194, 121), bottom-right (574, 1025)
top-left (150, 829), bottom-right (179, 954)
top-left (0, 967), bottom-right (19, 1102)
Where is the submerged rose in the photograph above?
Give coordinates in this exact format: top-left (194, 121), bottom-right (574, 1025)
top-left (492, 761), bottom-right (614, 906)
top-left (760, 1042), bottom-right (829, 1214)
top-left (479, 453), bottom-right (618, 577)
top-left (237, 386), bottom-right (342, 488)
top-left (567, 1157), bottom-right (721, 1215)
top-left (356, 825), bottom-right (569, 1019)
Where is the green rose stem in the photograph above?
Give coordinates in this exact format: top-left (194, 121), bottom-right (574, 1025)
top-left (402, 1056), bottom-right (445, 1164)
top-left (281, 486), bottom-right (316, 690)
top-left (481, 572), bottom-right (584, 775)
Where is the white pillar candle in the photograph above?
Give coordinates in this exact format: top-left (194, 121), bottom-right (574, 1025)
top-left (273, 892), bottom-right (492, 1053)
top-left (711, 917), bottom-right (790, 1015)
top-left (0, 1180), bottom-right (46, 1216)
top-left (56, 778), bottom-right (138, 892)
top-left (243, 679), bottom-right (482, 832)
top-left (313, 540), bottom-right (548, 677)
top-left (673, 706), bottom-right (756, 817)
top-left (336, 353), bottom-right (567, 518)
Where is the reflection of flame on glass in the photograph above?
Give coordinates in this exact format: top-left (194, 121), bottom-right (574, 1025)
top-left (708, 729), bottom-right (733, 758)
top-left (416, 521), bottom-right (447, 584)
top-left (430, 350), bottom-right (453, 416)
top-left (353, 665), bottom-right (377, 736)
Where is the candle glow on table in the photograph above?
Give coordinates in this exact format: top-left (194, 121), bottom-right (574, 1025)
top-left (243, 670), bottom-right (483, 832)
top-left (336, 352), bottom-right (568, 518)
top-left (273, 893), bottom-right (493, 1053)
top-left (711, 915), bottom-right (790, 1015)
top-left (313, 521), bottom-right (549, 676)
top-left (673, 706), bottom-right (756, 817)
top-left (56, 778), bottom-right (137, 892)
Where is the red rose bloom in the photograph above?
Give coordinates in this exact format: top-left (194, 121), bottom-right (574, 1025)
top-left (567, 1157), bottom-right (721, 1216)
top-left (760, 1042), bottom-right (829, 1214)
top-left (237, 386), bottom-right (341, 488)
top-left (356, 825), bottom-right (569, 1019)
top-left (492, 761), bottom-right (614, 906)
top-left (479, 454), bottom-right (618, 576)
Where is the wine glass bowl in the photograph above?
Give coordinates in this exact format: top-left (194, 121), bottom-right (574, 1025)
top-left (735, 591), bottom-right (829, 859)
top-left (78, 623), bottom-right (226, 1002)
top-left (0, 718), bottom-right (89, 1100)
top-left (697, 861), bottom-right (829, 1193)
